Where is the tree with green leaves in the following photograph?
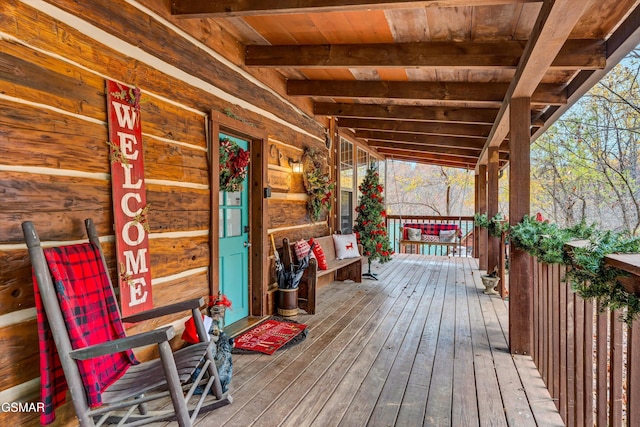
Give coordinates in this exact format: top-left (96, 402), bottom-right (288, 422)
top-left (531, 48), bottom-right (640, 233)
top-left (354, 164), bottom-right (393, 279)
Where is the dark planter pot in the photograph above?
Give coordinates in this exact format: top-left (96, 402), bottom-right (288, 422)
top-left (277, 288), bottom-right (298, 317)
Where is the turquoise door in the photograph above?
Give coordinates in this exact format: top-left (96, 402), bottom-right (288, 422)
top-left (219, 134), bottom-right (250, 325)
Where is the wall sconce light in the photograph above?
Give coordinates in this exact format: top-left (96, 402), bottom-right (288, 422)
top-left (289, 158), bottom-right (303, 174)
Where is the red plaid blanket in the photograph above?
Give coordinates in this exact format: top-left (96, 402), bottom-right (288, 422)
top-left (402, 223), bottom-right (459, 239)
top-left (34, 243), bottom-right (137, 425)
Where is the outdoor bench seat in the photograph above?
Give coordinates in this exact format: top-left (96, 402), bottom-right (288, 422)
top-left (282, 235), bottom-right (363, 314)
top-left (399, 223), bottom-right (461, 254)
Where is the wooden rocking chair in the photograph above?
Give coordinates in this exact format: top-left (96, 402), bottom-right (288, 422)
top-left (23, 219), bottom-right (232, 427)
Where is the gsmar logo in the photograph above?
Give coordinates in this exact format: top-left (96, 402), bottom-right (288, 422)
top-left (1, 402), bottom-right (45, 413)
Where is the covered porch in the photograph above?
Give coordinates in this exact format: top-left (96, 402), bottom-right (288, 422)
top-left (211, 254), bottom-right (562, 426)
top-left (3, 1), bottom-right (640, 426)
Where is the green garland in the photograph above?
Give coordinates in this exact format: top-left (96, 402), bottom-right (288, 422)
top-left (476, 212), bottom-right (640, 324)
top-left (474, 212), bottom-right (509, 238)
top-left (302, 149), bottom-right (334, 222)
top-left (566, 231), bottom-right (640, 324)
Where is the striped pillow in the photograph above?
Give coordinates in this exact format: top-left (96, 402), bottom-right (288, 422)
top-left (308, 238), bottom-right (328, 270)
top-left (294, 239), bottom-right (316, 263)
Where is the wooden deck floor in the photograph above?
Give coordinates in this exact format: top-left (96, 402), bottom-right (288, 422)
top-left (198, 254), bottom-right (564, 427)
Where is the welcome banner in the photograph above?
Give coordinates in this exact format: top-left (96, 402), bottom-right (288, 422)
top-left (106, 80), bottom-right (153, 317)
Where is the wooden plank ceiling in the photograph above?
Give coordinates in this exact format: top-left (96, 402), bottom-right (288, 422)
top-left (171, 0), bottom-right (640, 170)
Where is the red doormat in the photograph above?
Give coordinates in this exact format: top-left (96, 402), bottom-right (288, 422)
top-left (233, 319), bottom-right (307, 355)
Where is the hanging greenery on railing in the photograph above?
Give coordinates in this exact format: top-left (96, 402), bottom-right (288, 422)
top-left (566, 231), bottom-right (640, 324)
top-left (475, 211), bottom-right (640, 324)
top-left (474, 212), bottom-right (509, 238)
top-left (509, 215), bottom-right (595, 265)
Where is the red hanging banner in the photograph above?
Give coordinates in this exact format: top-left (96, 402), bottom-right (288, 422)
top-left (106, 80), bottom-right (153, 317)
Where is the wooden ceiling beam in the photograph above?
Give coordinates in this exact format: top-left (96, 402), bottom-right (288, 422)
top-left (315, 103), bottom-right (500, 124)
top-left (385, 156), bottom-right (477, 170)
top-left (478, 0), bottom-right (592, 166)
top-left (383, 151), bottom-right (509, 169)
top-left (171, 0), bottom-right (541, 18)
top-left (246, 39), bottom-right (605, 70)
top-left (288, 80), bottom-right (566, 105)
top-left (377, 150), bottom-right (479, 169)
top-left (369, 140), bottom-right (509, 159)
top-left (338, 118), bottom-right (492, 138)
top-left (367, 141), bottom-right (482, 158)
top-left (356, 130), bottom-right (486, 150)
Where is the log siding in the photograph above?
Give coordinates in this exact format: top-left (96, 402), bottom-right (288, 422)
top-left (0, 1), bottom-right (332, 424)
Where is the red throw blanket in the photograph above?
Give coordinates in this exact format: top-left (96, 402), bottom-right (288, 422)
top-left (34, 243), bottom-right (137, 425)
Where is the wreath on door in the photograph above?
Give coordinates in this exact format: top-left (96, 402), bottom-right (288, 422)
top-left (219, 138), bottom-right (250, 192)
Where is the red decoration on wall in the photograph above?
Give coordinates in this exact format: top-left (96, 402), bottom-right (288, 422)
top-left (106, 80), bottom-right (153, 317)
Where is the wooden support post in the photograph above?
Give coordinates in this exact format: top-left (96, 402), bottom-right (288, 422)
top-left (487, 147), bottom-right (500, 275)
top-left (329, 117), bottom-right (338, 234)
top-left (208, 114), bottom-right (220, 299)
top-left (477, 165), bottom-right (488, 271)
top-left (474, 170), bottom-right (480, 260)
top-left (509, 97), bottom-right (532, 355)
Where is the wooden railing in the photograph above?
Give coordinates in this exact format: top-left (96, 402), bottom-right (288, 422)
top-left (532, 245), bottom-right (640, 426)
top-left (386, 215), bottom-right (475, 257)
top-left (498, 229), bottom-right (508, 298)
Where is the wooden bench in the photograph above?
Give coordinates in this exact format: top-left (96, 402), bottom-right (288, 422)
top-left (399, 223), bottom-right (461, 254)
top-left (282, 236), bottom-right (363, 314)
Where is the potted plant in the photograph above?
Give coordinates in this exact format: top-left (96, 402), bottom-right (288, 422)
top-left (481, 267), bottom-right (500, 295)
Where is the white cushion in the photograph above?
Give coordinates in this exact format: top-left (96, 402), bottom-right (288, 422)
top-left (439, 230), bottom-right (457, 243)
top-left (332, 233), bottom-right (361, 259)
top-left (406, 228), bottom-right (422, 241)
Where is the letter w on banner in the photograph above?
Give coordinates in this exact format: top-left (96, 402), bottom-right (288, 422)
top-left (106, 80), bottom-right (153, 317)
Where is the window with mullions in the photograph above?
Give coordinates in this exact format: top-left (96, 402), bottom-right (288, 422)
top-left (377, 157), bottom-right (386, 189)
top-left (340, 138), bottom-right (354, 234)
top-left (356, 147), bottom-right (368, 199)
top-left (340, 139), bottom-right (353, 189)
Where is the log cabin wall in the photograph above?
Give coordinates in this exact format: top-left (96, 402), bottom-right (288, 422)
top-left (0, 0), bottom-right (330, 425)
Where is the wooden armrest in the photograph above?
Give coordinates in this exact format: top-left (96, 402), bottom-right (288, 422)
top-left (121, 297), bottom-right (205, 323)
top-left (69, 326), bottom-right (175, 360)
top-left (306, 257), bottom-right (318, 278)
